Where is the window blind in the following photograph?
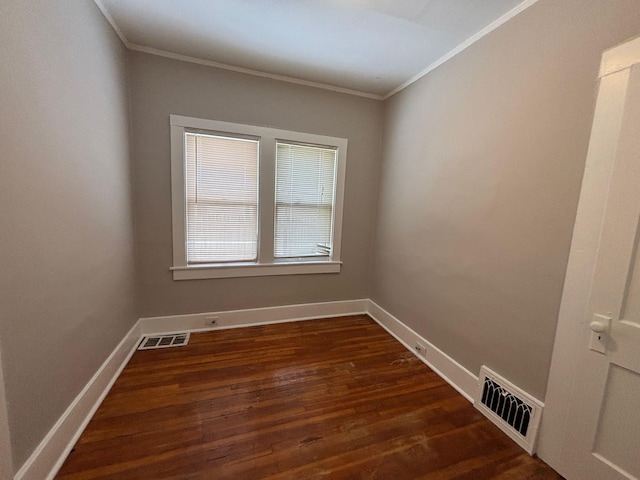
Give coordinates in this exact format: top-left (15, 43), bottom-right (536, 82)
top-left (275, 142), bottom-right (337, 258)
top-left (185, 132), bottom-right (258, 263)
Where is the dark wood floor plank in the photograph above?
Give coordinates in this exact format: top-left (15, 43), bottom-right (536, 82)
top-left (56, 315), bottom-right (562, 479)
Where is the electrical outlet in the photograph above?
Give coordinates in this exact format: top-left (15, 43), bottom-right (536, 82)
top-left (414, 342), bottom-right (426, 355)
top-left (205, 316), bottom-right (219, 326)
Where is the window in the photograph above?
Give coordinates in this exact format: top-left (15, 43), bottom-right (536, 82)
top-left (170, 115), bottom-right (347, 280)
top-left (185, 132), bottom-right (259, 263)
top-left (274, 142), bottom-right (337, 259)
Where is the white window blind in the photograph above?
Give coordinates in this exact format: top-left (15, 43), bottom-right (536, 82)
top-left (275, 142), bottom-right (337, 258)
top-left (185, 132), bottom-right (258, 263)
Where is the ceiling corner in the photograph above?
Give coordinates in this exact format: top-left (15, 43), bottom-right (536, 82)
top-left (93, 0), bottom-right (131, 48)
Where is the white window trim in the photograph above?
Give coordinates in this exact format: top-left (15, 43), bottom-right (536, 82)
top-left (169, 114), bottom-right (347, 280)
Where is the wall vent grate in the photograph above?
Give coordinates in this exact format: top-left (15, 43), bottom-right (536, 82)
top-left (481, 377), bottom-right (532, 436)
top-left (138, 333), bottom-right (190, 350)
top-left (474, 366), bottom-right (543, 455)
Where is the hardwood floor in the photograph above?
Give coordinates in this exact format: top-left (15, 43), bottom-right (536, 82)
top-left (56, 315), bottom-right (562, 479)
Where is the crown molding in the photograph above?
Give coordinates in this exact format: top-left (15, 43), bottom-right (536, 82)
top-left (94, 0), bottom-right (538, 102)
top-left (93, 0), bottom-right (130, 48)
top-left (383, 0), bottom-right (539, 99)
top-left (128, 44), bottom-right (384, 100)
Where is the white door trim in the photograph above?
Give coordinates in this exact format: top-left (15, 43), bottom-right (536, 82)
top-left (537, 35), bottom-right (640, 477)
top-left (601, 35), bottom-right (640, 77)
top-left (0, 343), bottom-right (14, 478)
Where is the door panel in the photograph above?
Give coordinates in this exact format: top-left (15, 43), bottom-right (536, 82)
top-left (538, 36), bottom-right (640, 480)
top-left (621, 237), bottom-right (640, 323)
top-left (590, 62), bottom-right (640, 376)
top-left (582, 61), bottom-right (640, 480)
top-left (593, 365), bottom-right (640, 479)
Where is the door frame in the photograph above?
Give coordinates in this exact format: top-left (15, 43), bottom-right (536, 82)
top-left (0, 342), bottom-right (14, 478)
top-left (537, 35), bottom-right (640, 477)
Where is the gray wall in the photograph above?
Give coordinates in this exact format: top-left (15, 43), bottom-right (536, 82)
top-left (128, 52), bottom-right (383, 318)
top-left (4, 0), bottom-right (640, 470)
top-left (0, 0), bottom-right (137, 469)
top-left (371, 0), bottom-right (640, 400)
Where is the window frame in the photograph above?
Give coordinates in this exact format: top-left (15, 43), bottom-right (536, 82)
top-left (169, 115), bottom-right (347, 280)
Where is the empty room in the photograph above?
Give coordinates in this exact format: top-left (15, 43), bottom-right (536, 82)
top-left (2, 0), bottom-right (640, 478)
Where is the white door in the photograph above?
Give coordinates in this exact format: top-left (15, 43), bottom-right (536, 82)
top-left (539, 37), bottom-right (640, 480)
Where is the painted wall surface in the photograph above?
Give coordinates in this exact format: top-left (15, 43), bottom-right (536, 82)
top-left (0, 0), bottom-right (137, 469)
top-left (371, 0), bottom-right (640, 400)
top-left (128, 52), bottom-right (383, 317)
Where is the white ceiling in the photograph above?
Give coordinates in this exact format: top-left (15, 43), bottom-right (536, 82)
top-left (96, 0), bottom-right (534, 99)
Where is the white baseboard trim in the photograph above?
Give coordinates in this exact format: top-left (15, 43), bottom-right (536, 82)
top-left (366, 300), bottom-right (478, 402)
top-left (14, 322), bottom-right (141, 480)
top-left (14, 299), bottom-right (369, 479)
top-left (16, 297), bottom-right (480, 480)
top-left (138, 299), bottom-right (370, 335)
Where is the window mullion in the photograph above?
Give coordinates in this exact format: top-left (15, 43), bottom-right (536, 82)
top-left (257, 137), bottom-right (275, 263)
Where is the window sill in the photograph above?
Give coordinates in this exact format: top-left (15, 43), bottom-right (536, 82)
top-left (170, 261), bottom-right (342, 280)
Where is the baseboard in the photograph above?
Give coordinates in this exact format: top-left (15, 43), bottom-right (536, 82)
top-left (14, 322), bottom-right (141, 480)
top-left (15, 297), bottom-right (478, 480)
top-left (140, 299), bottom-right (479, 404)
top-left (366, 300), bottom-right (478, 402)
top-left (138, 299), bottom-right (370, 335)
top-left (15, 299), bottom-right (369, 479)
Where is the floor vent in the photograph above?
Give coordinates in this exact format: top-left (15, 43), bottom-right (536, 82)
top-left (474, 366), bottom-right (543, 455)
top-left (137, 333), bottom-right (190, 350)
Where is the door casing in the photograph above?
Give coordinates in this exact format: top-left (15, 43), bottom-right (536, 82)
top-left (537, 35), bottom-right (640, 478)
